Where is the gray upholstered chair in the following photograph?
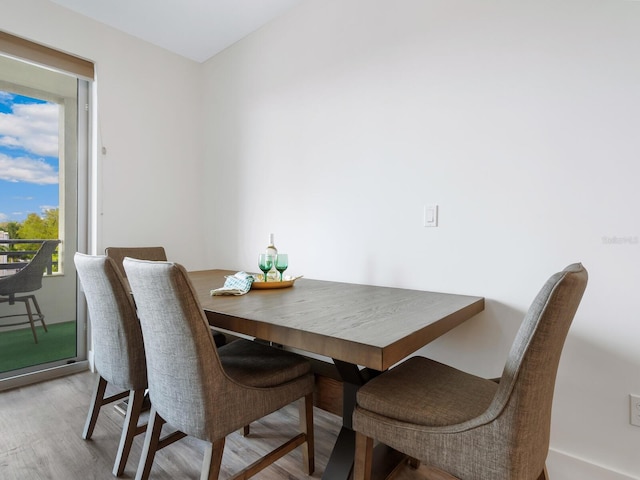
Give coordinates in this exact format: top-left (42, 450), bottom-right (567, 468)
top-left (0, 239), bottom-right (60, 343)
top-left (353, 263), bottom-right (588, 480)
top-left (105, 246), bottom-right (227, 347)
top-left (74, 253), bottom-right (148, 477)
top-left (123, 258), bottom-right (315, 480)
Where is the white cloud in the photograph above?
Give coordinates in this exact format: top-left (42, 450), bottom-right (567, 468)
top-left (0, 153), bottom-right (58, 185)
top-left (0, 91), bottom-right (14, 105)
top-left (0, 136), bottom-right (21, 148)
top-left (0, 102), bottom-right (59, 157)
top-left (0, 212), bottom-right (8, 222)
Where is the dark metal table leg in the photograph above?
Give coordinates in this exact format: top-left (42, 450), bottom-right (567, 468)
top-left (322, 426), bottom-right (356, 480)
top-left (322, 360), bottom-right (374, 480)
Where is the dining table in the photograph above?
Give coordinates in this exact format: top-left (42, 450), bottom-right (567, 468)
top-left (189, 269), bottom-right (484, 480)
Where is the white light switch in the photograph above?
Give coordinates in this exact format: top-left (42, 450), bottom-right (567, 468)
top-left (424, 205), bottom-right (438, 227)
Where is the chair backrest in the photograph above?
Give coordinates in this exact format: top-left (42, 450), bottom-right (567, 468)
top-left (482, 263), bottom-right (588, 477)
top-left (105, 246), bottom-right (167, 278)
top-left (0, 240), bottom-right (60, 296)
top-left (123, 258), bottom-right (226, 439)
top-left (74, 253), bottom-right (147, 391)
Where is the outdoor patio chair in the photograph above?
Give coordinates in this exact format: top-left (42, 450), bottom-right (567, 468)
top-left (0, 240), bottom-right (61, 343)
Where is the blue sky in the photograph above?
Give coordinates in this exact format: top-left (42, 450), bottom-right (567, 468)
top-left (0, 90), bottom-right (59, 223)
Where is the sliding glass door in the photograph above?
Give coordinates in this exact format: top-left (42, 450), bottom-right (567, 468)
top-left (0, 53), bottom-right (89, 384)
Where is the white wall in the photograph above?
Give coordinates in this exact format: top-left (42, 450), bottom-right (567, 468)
top-left (3, 0), bottom-right (639, 477)
top-left (201, 0), bottom-right (640, 478)
top-left (1, 0), bottom-right (205, 269)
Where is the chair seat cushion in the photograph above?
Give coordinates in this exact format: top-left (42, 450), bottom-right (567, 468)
top-left (218, 339), bottom-right (311, 388)
top-left (357, 356), bottom-right (498, 426)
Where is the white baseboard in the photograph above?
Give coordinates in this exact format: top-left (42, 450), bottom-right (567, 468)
top-left (547, 449), bottom-right (639, 480)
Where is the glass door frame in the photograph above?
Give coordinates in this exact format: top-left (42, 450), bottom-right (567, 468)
top-left (0, 59), bottom-right (91, 391)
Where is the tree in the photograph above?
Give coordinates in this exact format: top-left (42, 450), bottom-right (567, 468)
top-left (0, 221), bottom-right (20, 239)
top-left (16, 209), bottom-right (59, 240)
top-left (13, 209), bottom-right (60, 268)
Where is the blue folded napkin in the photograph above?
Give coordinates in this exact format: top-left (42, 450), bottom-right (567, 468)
top-left (210, 271), bottom-right (254, 296)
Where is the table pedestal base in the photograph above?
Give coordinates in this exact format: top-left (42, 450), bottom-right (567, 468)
top-left (322, 359), bottom-right (402, 480)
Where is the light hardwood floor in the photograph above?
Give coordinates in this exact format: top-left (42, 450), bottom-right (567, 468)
top-left (0, 370), bottom-right (437, 480)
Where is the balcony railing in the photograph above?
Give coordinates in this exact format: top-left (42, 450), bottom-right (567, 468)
top-left (0, 239), bottom-right (59, 277)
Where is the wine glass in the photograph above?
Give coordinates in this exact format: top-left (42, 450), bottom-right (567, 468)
top-left (275, 253), bottom-right (288, 281)
top-left (258, 254), bottom-right (274, 282)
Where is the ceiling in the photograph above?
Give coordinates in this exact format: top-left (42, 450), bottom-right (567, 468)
top-left (50, 0), bottom-right (308, 63)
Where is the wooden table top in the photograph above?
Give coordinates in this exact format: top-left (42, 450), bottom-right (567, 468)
top-left (189, 269), bottom-right (484, 371)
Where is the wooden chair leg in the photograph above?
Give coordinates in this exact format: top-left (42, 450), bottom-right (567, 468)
top-left (537, 465), bottom-right (550, 480)
top-left (83, 375), bottom-right (108, 439)
top-left (300, 393), bottom-right (315, 475)
top-left (113, 388), bottom-right (146, 476)
top-left (201, 439), bottom-right (225, 480)
top-left (135, 408), bottom-right (165, 480)
top-left (354, 431), bottom-right (374, 480)
top-left (242, 425), bottom-right (250, 436)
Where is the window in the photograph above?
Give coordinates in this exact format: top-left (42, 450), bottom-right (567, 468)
top-left (0, 89), bottom-right (62, 274)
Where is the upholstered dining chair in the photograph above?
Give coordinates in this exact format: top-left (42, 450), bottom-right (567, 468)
top-left (74, 253), bottom-right (148, 477)
top-left (353, 263), bottom-right (588, 480)
top-left (105, 246), bottom-right (228, 347)
top-left (105, 246), bottom-right (167, 279)
top-left (123, 257), bottom-right (315, 480)
top-left (0, 239), bottom-right (60, 343)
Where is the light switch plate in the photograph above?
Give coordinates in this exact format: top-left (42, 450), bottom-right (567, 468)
top-left (630, 394), bottom-right (640, 426)
top-left (424, 205), bottom-right (438, 227)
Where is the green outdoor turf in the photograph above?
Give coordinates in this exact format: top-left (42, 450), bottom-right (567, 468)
top-left (0, 321), bottom-right (77, 373)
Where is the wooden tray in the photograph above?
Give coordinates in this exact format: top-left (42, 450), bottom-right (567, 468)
top-left (251, 275), bottom-right (302, 290)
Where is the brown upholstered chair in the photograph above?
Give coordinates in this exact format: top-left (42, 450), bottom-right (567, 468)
top-left (123, 258), bottom-right (315, 480)
top-left (74, 253), bottom-right (147, 477)
top-left (105, 246), bottom-right (167, 278)
top-left (353, 263), bottom-right (588, 480)
top-left (0, 240), bottom-right (60, 343)
top-left (105, 246), bottom-right (227, 347)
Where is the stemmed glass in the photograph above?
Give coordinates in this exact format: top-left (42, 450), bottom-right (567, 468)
top-left (258, 254), bottom-right (274, 282)
top-left (275, 254), bottom-right (288, 282)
